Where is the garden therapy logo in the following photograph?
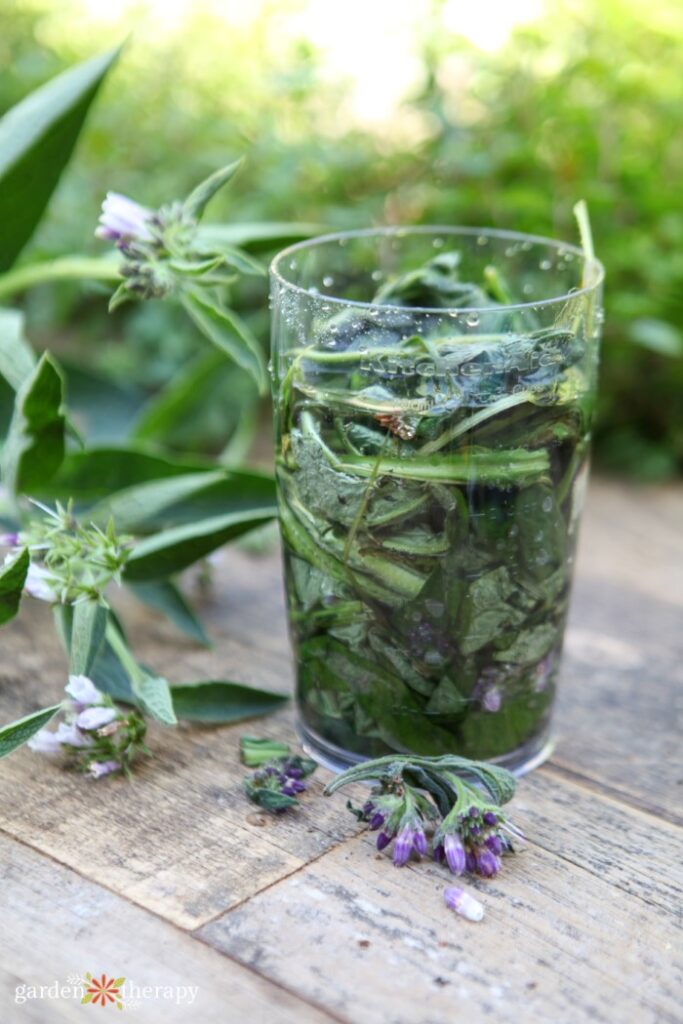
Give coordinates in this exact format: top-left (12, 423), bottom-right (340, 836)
top-left (81, 972), bottom-right (125, 1009)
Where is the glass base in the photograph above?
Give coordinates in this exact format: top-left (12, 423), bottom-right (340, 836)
top-left (298, 720), bottom-right (555, 778)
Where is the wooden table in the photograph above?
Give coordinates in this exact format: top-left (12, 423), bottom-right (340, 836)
top-left (1, 478), bottom-right (681, 1023)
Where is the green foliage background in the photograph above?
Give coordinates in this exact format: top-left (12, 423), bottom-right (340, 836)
top-left (1, 0), bottom-right (681, 478)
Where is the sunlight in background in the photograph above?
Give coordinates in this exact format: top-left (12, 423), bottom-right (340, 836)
top-left (31, 0), bottom-right (548, 125)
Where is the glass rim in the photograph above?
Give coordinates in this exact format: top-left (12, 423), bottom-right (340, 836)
top-left (270, 225), bottom-right (605, 315)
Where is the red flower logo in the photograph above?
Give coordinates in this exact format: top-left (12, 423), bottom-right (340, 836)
top-left (81, 973), bottom-right (125, 1009)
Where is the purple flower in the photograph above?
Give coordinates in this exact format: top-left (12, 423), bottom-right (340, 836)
top-left (413, 828), bottom-right (428, 857)
top-left (475, 847), bottom-right (501, 877)
top-left (76, 706), bottom-right (118, 731)
top-left (0, 532), bottom-right (20, 547)
top-left (88, 759), bottom-right (121, 779)
top-left (433, 842), bottom-right (445, 864)
top-left (27, 728), bottom-right (65, 756)
top-left (65, 674), bottom-right (104, 708)
top-left (444, 832), bottom-right (466, 875)
top-left (54, 722), bottom-right (92, 748)
top-left (281, 779), bottom-right (306, 796)
top-left (18, 561), bottom-right (57, 602)
top-left (482, 686), bottom-right (502, 712)
top-left (95, 192), bottom-right (154, 244)
top-left (392, 826), bottom-right (415, 866)
top-left (465, 850), bottom-right (477, 873)
top-left (368, 811), bottom-right (385, 831)
top-left (485, 834), bottom-right (503, 855)
top-left (376, 831), bottom-right (392, 852)
top-left (444, 885), bottom-right (484, 922)
top-left (483, 811), bottom-right (498, 826)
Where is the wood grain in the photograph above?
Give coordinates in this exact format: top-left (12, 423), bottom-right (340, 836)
top-left (199, 794), bottom-right (683, 1024)
top-left (1, 479), bottom-right (681, 1024)
top-left (0, 833), bottom-right (336, 1023)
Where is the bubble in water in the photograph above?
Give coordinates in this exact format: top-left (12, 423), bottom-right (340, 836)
top-left (448, 311), bottom-right (459, 319)
top-left (522, 283), bottom-right (533, 295)
top-left (539, 259), bottom-right (553, 271)
top-left (542, 496), bottom-right (553, 513)
top-left (476, 235), bottom-right (488, 247)
top-left (432, 237), bottom-right (444, 249)
top-left (289, 260), bottom-right (298, 271)
top-left (371, 269), bottom-right (383, 282)
top-left (466, 312), bottom-right (480, 328)
top-left (308, 286), bottom-right (319, 295)
top-left (322, 275), bottom-right (334, 288)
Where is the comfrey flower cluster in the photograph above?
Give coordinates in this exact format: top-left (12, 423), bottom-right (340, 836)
top-left (326, 753), bottom-right (523, 923)
top-left (27, 675), bottom-right (148, 779)
top-left (240, 736), bottom-right (318, 812)
top-left (1, 502), bottom-right (130, 605)
top-left (96, 160), bottom-right (263, 313)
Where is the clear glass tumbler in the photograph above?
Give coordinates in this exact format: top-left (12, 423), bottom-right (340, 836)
top-left (269, 227), bottom-right (604, 773)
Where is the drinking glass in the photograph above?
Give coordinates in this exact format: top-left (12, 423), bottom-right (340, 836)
top-left (269, 227), bottom-right (604, 773)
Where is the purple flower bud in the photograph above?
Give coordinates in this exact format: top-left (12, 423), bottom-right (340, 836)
top-left (469, 806), bottom-right (479, 819)
top-left (475, 847), bottom-right (501, 877)
top-left (88, 759), bottom-right (121, 779)
top-left (392, 826), bottom-right (415, 867)
top-left (433, 842), bottom-right (445, 864)
top-left (368, 811), bottom-right (385, 831)
top-left (470, 825), bottom-right (481, 836)
top-left (0, 532), bottom-right (20, 547)
top-left (285, 766), bottom-right (304, 779)
top-left (444, 832), bottom-right (466, 875)
top-left (485, 834), bottom-right (503, 855)
top-left (413, 828), bottom-right (428, 857)
top-left (483, 811), bottom-right (498, 826)
top-left (362, 800), bottom-right (375, 816)
top-left (95, 192), bottom-right (154, 243)
top-left (376, 831), bottom-right (392, 852)
top-left (465, 850), bottom-right (477, 873)
top-left (281, 780), bottom-right (306, 796)
top-left (444, 885), bottom-right (484, 922)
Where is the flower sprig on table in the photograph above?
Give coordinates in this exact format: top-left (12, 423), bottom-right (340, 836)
top-left (240, 737), bottom-right (318, 811)
top-left (28, 674), bottom-right (148, 779)
top-left (325, 753), bottom-right (522, 921)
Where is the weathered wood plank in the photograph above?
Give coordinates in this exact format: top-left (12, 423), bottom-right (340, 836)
top-left (0, 833), bottom-right (337, 1023)
top-left (199, 803), bottom-right (683, 1024)
top-left (0, 481), bottom-right (680, 934)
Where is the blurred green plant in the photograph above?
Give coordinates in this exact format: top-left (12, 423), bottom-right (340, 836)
top-left (0, 51), bottom-right (292, 773)
top-left (3, 0), bottom-right (677, 477)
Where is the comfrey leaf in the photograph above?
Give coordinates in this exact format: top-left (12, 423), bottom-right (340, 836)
top-left (0, 704), bottom-right (62, 758)
top-left (183, 159), bottom-right (243, 221)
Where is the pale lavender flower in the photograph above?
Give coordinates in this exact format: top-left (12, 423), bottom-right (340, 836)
top-left (24, 563), bottom-right (58, 602)
top-left (27, 728), bottom-right (65, 755)
top-left (88, 759), bottom-right (121, 779)
top-left (0, 532), bottom-right (20, 547)
top-left (65, 675), bottom-right (104, 708)
top-left (76, 706), bottom-right (118, 731)
top-left (392, 826), bottom-right (415, 867)
top-left (54, 722), bottom-right (92, 748)
top-left (444, 886), bottom-right (485, 922)
top-left (482, 686), bottom-right (502, 713)
top-left (444, 832), bottom-right (466, 875)
top-left (95, 192), bottom-right (154, 244)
